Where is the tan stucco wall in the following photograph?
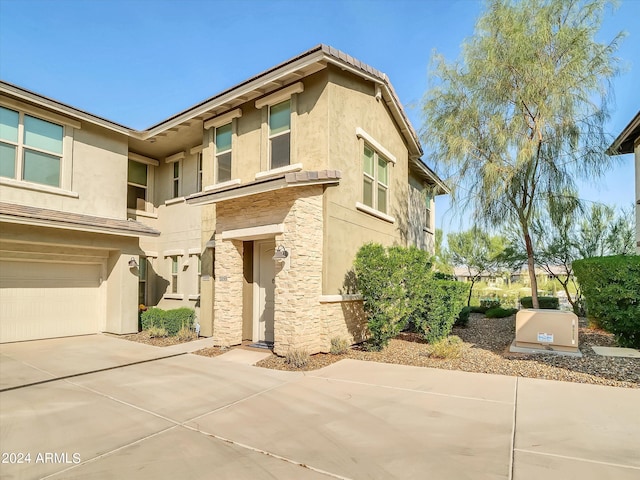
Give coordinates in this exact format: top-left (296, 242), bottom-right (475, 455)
top-left (0, 104), bottom-right (129, 220)
top-left (322, 67), bottom-right (415, 294)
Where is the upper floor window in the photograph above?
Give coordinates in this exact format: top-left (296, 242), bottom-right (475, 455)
top-left (215, 123), bottom-right (232, 183)
top-left (363, 144), bottom-right (389, 214)
top-left (1, 106), bottom-right (64, 188)
top-left (171, 256), bottom-right (179, 294)
top-left (172, 161), bottom-right (181, 198)
top-left (196, 152), bottom-right (203, 191)
top-left (127, 160), bottom-right (148, 211)
top-left (425, 192), bottom-right (432, 230)
top-left (269, 100), bottom-right (291, 169)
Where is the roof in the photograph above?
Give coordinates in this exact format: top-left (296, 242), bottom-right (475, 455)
top-left (1, 45), bottom-right (448, 190)
top-left (186, 170), bottom-right (341, 206)
top-left (608, 110), bottom-right (640, 155)
top-left (0, 203), bottom-right (160, 237)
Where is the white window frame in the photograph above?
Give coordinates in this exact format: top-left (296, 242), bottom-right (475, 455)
top-left (197, 151), bottom-right (203, 192)
top-left (255, 82), bottom-right (303, 175)
top-left (128, 153), bottom-right (157, 215)
top-left (138, 256), bottom-right (147, 306)
top-left (355, 129), bottom-right (395, 223)
top-left (268, 100), bottom-right (291, 170)
top-left (425, 192), bottom-right (433, 231)
top-left (215, 122), bottom-right (233, 184)
top-left (0, 100), bottom-right (79, 194)
top-left (172, 160), bottom-right (181, 198)
top-left (203, 109), bottom-right (242, 187)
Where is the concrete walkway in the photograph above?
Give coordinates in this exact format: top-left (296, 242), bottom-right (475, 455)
top-left (1, 335), bottom-right (638, 479)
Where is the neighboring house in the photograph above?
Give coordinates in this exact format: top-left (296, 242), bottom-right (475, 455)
top-left (608, 110), bottom-right (640, 253)
top-left (0, 45), bottom-right (448, 354)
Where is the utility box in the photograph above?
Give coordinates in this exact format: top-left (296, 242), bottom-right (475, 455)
top-left (513, 309), bottom-right (579, 354)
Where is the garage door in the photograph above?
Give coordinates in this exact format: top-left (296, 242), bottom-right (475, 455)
top-left (0, 261), bottom-right (103, 343)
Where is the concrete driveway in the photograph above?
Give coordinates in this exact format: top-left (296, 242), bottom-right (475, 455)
top-left (1, 335), bottom-right (638, 480)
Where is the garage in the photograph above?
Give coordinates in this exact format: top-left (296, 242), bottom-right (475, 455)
top-left (0, 261), bottom-right (104, 343)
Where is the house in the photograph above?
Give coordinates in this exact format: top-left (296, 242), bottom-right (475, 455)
top-left (0, 45), bottom-right (448, 354)
top-left (608, 110), bottom-right (640, 253)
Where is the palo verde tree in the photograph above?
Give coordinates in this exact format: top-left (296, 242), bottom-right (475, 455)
top-left (422, 0), bottom-right (623, 308)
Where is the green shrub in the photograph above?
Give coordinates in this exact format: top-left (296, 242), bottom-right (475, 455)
top-left (285, 348), bottom-right (310, 368)
top-left (573, 255), bottom-right (640, 348)
top-left (354, 244), bottom-right (433, 350)
top-left (141, 307), bottom-right (195, 336)
top-left (414, 280), bottom-right (469, 343)
top-left (485, 307), bottom-right (518, 318)
top-left (455, 306), bottom-right (472, 327)
top-left (147, 326), bottom-right (168, 338)
top-left (329, 336), bottom-right (350, 355)
top-left (427, 335), bottom-right (463, 359)
top-left (470, 305), bottom-right (488, 314)
top-left (520, 296), bottom-right (559, 309)
top-left (354, 244), bottom-right (469, 349)
top-left (480, 298), bottom-right (501, 310)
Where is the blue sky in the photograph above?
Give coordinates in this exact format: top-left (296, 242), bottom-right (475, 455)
top-left (1, 0), bottom-right (638, 235)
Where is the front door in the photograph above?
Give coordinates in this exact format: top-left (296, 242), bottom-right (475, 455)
top-left (254, 241), bottom-right (275, 343)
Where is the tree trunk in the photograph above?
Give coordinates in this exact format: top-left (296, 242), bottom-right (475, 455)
top-left (524, 229), bottom-right (539, 309)
top-left (467, 278), bottom-right (476, 306)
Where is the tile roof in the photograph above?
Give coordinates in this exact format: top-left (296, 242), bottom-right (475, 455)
top-left (0, 202), bottom-right (160, 237)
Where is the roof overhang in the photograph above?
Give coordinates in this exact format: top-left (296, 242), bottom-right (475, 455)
top-left (0, 203), bottom-right (160, 238)
top-left (186, 170), bottom-right (341, 206)
top-left (409, 157), bottom-right (450, 195)
top-left (608, 110), bottom-right (640, 155)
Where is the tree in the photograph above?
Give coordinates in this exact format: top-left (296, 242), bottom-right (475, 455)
top-left (422, 0), bottom-right (623, 308)
top-left (447, 228), bottom-right (505, 306)
top-left (434, 228), bottom-right (453, 274)
top-left (500, 202), bottom-right (634, 315)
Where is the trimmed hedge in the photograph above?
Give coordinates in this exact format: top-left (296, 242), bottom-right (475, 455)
top-left (455, 306), bottom-right (472, 327)
top-left (520, 296), bottom-right (559, 310)
top-left (480, 298), bottom-right (501, 310)
top-left (485, 307), bottom-right (518, 318)
top-left (354, 244), bottom-right (469, 349)
top-left (573, 255), bottom-right (640, 348)
top-left (141, 307), bottom-right (195, 336)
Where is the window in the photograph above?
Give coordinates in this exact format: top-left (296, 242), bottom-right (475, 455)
top-left (363, 144), bottom-right (389, 214)
top-left (171, 256), bottom-right (178, 294)
top-left (127, 160), bottom-right (147, 210)
top-left (197, 255), bottom-right (201, 295)
top-left (138, 257), bottom-right (147, 305)
top-left (215, 123), bottom-right (232, 183)
top-left (425, 192), bottom-right (432, 230)
top-left (172, 161), bottom-right (180, 198)
top-left (196, 152), bottom-right (203, 191)
top-left (269, 100), bottom-right (291, 169)
top-left (1, 106), bottom-right (64, 187)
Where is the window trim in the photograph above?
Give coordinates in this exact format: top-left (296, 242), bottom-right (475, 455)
top-left (127, 159), bottom-right (150, 213)
top-left (256, 83), bottom-right (303, 174)
top-left (214, 122), bottom-right (233, 184)
top-left (268, 99), bottom-right (292, 170)
top-left (1, 103), bottom-right (75, 190)
top-left (356, 130), bottom-right (395, 222)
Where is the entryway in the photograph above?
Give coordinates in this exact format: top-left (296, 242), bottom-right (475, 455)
top-left (252, 240), bottom-right (275, 345)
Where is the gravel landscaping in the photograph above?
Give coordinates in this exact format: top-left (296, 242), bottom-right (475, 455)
top-left (116, 331), bottom-right (198, 347)
top-left (256, 313), bottom-right (640, 388)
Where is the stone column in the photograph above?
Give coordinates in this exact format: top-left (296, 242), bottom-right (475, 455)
top-left (213, 237), bottom-right (244, 346)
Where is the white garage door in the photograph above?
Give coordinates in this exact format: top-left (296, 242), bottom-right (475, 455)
top-left (0, 261), bottom-right (103, 343)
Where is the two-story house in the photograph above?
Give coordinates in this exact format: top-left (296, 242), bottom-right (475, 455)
top-left (0, 45), bottom-right (448, 354)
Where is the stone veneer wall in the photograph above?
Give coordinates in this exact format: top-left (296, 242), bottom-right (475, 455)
top-left (213, 185), bottom-right (369, 354)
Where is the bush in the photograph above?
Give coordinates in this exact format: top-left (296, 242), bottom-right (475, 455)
top-left (455, 306), bottom-right (472, 327)
top-left (573, 255), bottom-right (640, 348)
top-left (414, 280), bottom-right (469, 343)
top-left (147, 326), bottom-right (168, 338)
top-left (480, 298), bottom-right (501, 310)
top-left (470, 305), bottom-right (488, 314)
top-left (285, 348), bottom-right (310, 368)
top-left (329, 336), bottom-right (350, 355)
top-left (520, 296), bottom-right (559, 309)
top-left (141, 307), bottom-right (196, 336)
top-left (485, 307), bottom-right (518, 318)
top-left (354, 244), bottom-right (432, 350)
top-left (354, 244), bottom-right (469, 349)
top-left (427, 336), bottom-right (463, 359)
top-left (176, 326), bottom-right (196, 342)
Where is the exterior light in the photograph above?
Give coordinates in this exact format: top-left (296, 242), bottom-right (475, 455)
top-left (272, 245), bottom-right (289, 261)
top-left (128, 257), bottom-right (139, 268)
